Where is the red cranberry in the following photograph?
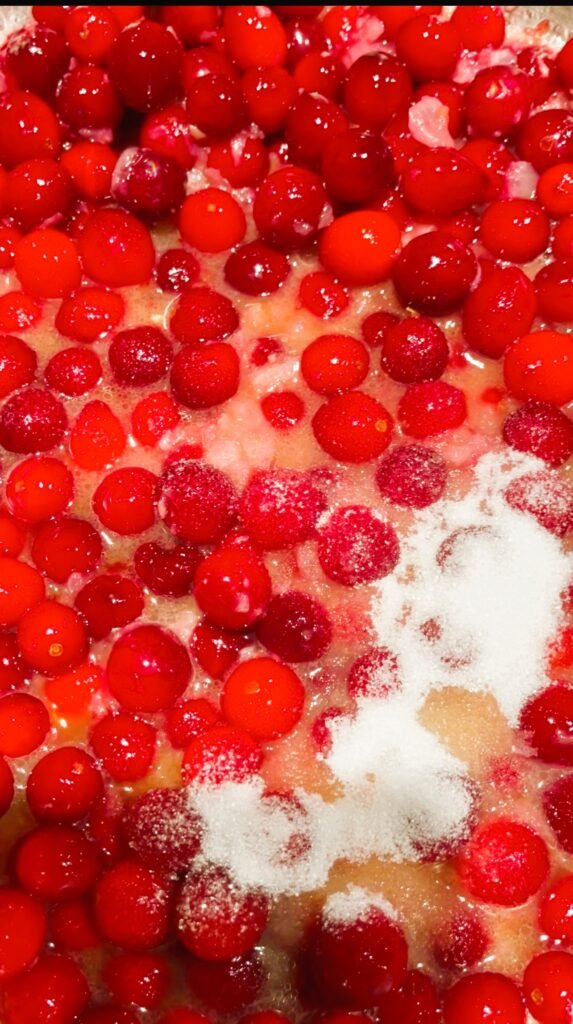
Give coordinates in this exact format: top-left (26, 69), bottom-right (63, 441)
top-left (285, 93), bottom-right (348, 169)
top-left (103, 950), bottom-right (169, 1010)
top-left (301, 333), bottom-right (369, 395)
top-left (64, 6), bottom-right (119, 63)
top-left (456, 817), bottom-right (549, 905)
top-left (0, 555), bottom-right (45, 626)
top-left (27, 746), bottom-right (103, 823)
top-left (56, 287), bottom-right (125, 343)
top-left (225, 241), bottom-right (290, 296)
top-left (395, 14), bottom-right (461, 82)
top-left (558, 37), bottom-right (573, 90)
top-left (312, 391), bottom-right (394, 463)
top-left (78, 209), bottom-right (155, 288)
top-left (7, 159), bottom-right (73, 231)
top-left (156, 248), bottom-right (199, 293)
top-left (480, 199), bottom-right (549, 263)
top-left (257, 592), bottom-right (332, 663)
top-left (140, 102), bottom-right (197, 169)
top-left (194, 545), bottom-right (271, 630)
top-left (93, 467), bottom-right (158, 536)
top-left (61, 141), bottom-right (116, 202)
top-left (298, 272), bottom-right (349, 321)
top-left (18, 599), bottom-right (88, 675)
top-left (160, 459), bottom-right (236, 546)
top-left (177, 866), bottom-right (269, 962)
top-left (185, 951), bottom-right (264, 1015)
top-left (462, 266), bottom-right (537, 360)
top-left (537, 165), bottom-right (573, 218)
top-left (451, 5), bottom-right (505, 48)
top-left (0, 292), bottom-right (41, 333)
top-left (343, 55), bottom-right (412, 130)
top-left (0, 887), bottom-right (46, 982)
top-left (122, 787), bottom-right (202, 875)
top-left (261, 391), bottom-right (305, 430)
top-left (380, 317), bottom-right (448, 384)
top-left (182, 725), bottom-right (263, 785)
top-left (524, 950), bottom-right (573, 1024)
top-left (0, 692), bottom-right (49, 757)
top-left (179, 187), bottom-right (246, 253)
top-left (318, 506), bottom-right (400, 586)
top-left (347, 646), bottom-right (400, 699)
top-left (112, 147), bottom-right (185, 219)
top-left (392, 231), bottom-right (477, 315)
top-left (518, 110), bottom-right (573, 172)
top-left (465, 66), bottom-right (530, 138)
top-left (108, 326), bottom-right (172, 387)
top-left (94, 859), bottom-right (173, 949)
top-left (443, 973), bottom-right (525, 1024)
top-left (536, 260), bottom-right (573, 324)
top-left (171, 343), bottom-right (240, 409)
top-left (433, 911), bottom-right (490, 972)
top-left (461, 139), bottom-right (513, 201)
top-left (503, 402), bottom-right (573, 467)
top-left (319, 210), bottom-right (400, 287)
top-left (75, 574), bottom-right (144, 641)
top-left (293, 50), bottom-right (344, 99)
top-left (0, 633), bottom-right (28, 692)
top-left (15, 824), bottom-right (99, 900)
top-left (544, 774), bottom-right (573, 854)
top-left (2, 953), bottom-right (89, 1024)
top-left (377, 968), bottom-right (440, 1024)
top-left (207, 135), bottom-right (269, 189)
top-left (169, 286), bottom-right (239, 344)
top-left (186, 73), bottom-right (246, 137)
top-left (239, 469), bottom-right (325, 550)
top-left (361, 311), bottom-right (399, 349)
top-left (504, 330), bottom-right (573, 406)
top-left (32, 516), bottom-right (102, 583)
top-left (107, 624), bottom-right (191, 714)
top-left (0, 757), bottom-right (13, 816)
top-left (0, 334), bottom-right (36, 398)
top-left (402, 148), bottom-right (484, 217)
top-left (505, 471), bottom-right (573, 537)
top-left (520, 684), bottom-right (573, 766)
top-left (57, 65), bottom-right (122, 131)
top-left (253, 166), bottom-right (328, 250)
top-left (376, 444), bottom-right (447, 508)
top-left (190, 621), bottom-right (250, 682)
top-left (45, 348), bottom-right (102, 398)
top-left (109, 20), bottom-right (182, 112)
top-left (0, 92), bottom-right (61, 169)
top-left (161, 5), bottom-right (221, 45)
top-left (5, 25), bottom-right (69, 94)
top-left (539, 875), bottom-right (573, 944)
top-left (241, 66), bottom-right (296, 135)
top-left (224, 6), bottom-right (287, 70)
top-left (90, 712), bottom-right (156, 782)
top-left (398, 381), bottom-right (467, 438)
top-left (134, 541), bottom-right (199, 598)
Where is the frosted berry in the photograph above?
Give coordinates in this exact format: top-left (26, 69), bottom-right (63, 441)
top-left (456, 817), bottom-right (549, 905)
top-left (506, 471), bottom-right (573, 537)
top-left (380, 317), bottom-right (448, 384)
top-left (109, 326), bottom-right (172, 387)
top-left (503, 402), bottom-right (573, 467)
top-left (544, 775), bottom-right (573, 854)
top-left (171, 343), bottom-right (240, 409)
top-left (257, 592), bottom-right (332, 663)
top-left (177, 866), bottom-right (269, 961)
top-left (185, 951), bottom-right (264, 1015)
top-left (45, 348), bottom-right (102, 397)
top-left (182, 725), bottom-right (263, 786)
top-left (318, 506), bottom-right (400, 586)
top-left (376, 444), bottom-right (447, 509)
top-left (169, 286), bottom-right (239, 344)
top-left (156, 248), bottom-right (199, 293)
top-left (94, 859), bottom-right (173, 949)
top-left (433, 911), bottom-right (490, 972)
top-left (239, 469), bottom-right (326, 550)
top-left (122, 787), bottom-right (202, 875)
top-left (398, 381), bottom-right (467, 438)
top-left (261, 391), bottom-right (305, 431)
top-left (347, 647), bottom-right (400, 699)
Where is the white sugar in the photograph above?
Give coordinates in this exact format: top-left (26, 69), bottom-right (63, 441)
top-left (324, 886), bottom-right (398, 925)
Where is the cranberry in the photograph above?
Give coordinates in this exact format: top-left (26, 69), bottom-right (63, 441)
top-left (69, 400), bottom-right (126, 471)
top-left (0, 634), bottom-right (28, 692)
top-left (293, 50), bottom-right (344, 99)
top-left (558, 36), bottom-right (573, 90)
top-left (301, 333), bottom-right (369, 395)
top-left (343, 55), bottom-right (412, 130)
top-left (536, 260), bottom-right (573, 324)
top-left (194, 545), bottom-right (271, 630)
top-left (7, 159), bottom-right (73, 231)
top-left (524, 950), bottom-right (573, 1024)
top-left (5, 25), bottom-right (69, 94)
top-left (0, 225), bottom-right (22, 270)
top-left (518, 110), bottom-right (573, 173)
top-left (451, 5), bottom-right (505, 49)
top-left (443, 973), bottom-right (525, 1024)
top-left (0, 555), bottom-right (45, 626)
top-left (94, 859), bottom-right (173, 949)
top-left (56, 287), bottom-right (125, 343)
top-left (395, 14), bottom-right (460, 82)
top-left (78, 209), bottom-right (155, 288)
top-left (103, 950), bottom-right (169, 1010)
top-left (15, 228), bottom-right (81, 300)
top-left (465, 66), bottom-right (530, 138)
top-left (239, 469), bottom-right (325, 550)
top-left (0, 292), bottom-right (41, 333)
top-left (347, 647), bottom-right (400, 699)
top-left (382, 317), bottom-right (449, 385)
top-left (64, 6), bottom-right (119, 62)
top-left (402, 148), bottom-right (484, 218)
top-left (15, 824), bottom-right (99, 900)
top-left (134, 541), bottom-right (198, 597)
top-left (207, 135), bottom-right (269, 189)
top-left (61, 142), bottom-right (116, 202)
top-left (27, 746), bottom-right (102, 823)
top-left (57, 65), bottom-right (122, 131)
top-left (241, 66), bottom-right (296, 135)
top-left (0, 757), bottom-right (13, 815)
top-left (398, 381), bottom-right (467, 439)
top-left (45, 348), bottom-right (102, 398)
top-left (361, 311), bottom-right (399, 349)
top-left (433, 911), bottom-right (490, 971)
top-left (112, 147), bottom-right (186, 220)
top-left (504, 331), bottom-right (573, 406)
top-left (50, 897), bottom-right (99, 952)
top-left (0, 887), bottom-right (46, 981)
top-left (190, 621), bottom-right (250, 683)
top-left (0, 92), bottom-right (61, 169)
top-left (185, 951), bottom-right (264, 1015)
top-left (224, 6), bottom-right (287, 70)
top-left (456, 817), bottom-right (549, 905)
top-left (90, 712), bottom-right (156, 782)
top-left (182, 725), bottom-right (263, 785)
top-left (18, 600), bottom-right (88, 675)
top-left (160, 460), bottom-right (236, 547)
top-left (92, 467), bottom-right (158, 535)
top-left (376, 444), bottom-right (447, 509)
top-left (462, 266), bottom-right (537, 360)
top-left (319, 210), bottom-right (400, 287)
top-left (253, 167), bottom-right (327, 251)
top-left (503, 402), bottom-right (573, 467)
top-left (75, 574), bottom-right (143, 641)
top-left (122, 787), bottom-right (202, 875)
top-left (171, 343), bottom-right (240, 409)
top-left (537, 164), bottom-right (573, 218)
top-left (298, 272), bottom-right (349, 321)
top-left (377, 969), bottom-right (440, 1024)
top-left (480, 199), bottom-right (549, 264)
top-left (169, 286), bottom-right (239, 344)
top-left (303, 904), bottom-right (408, 1009)
top-left (286, 93), bottom-right (347, 169)
top-left (161, 6), bottom-right (221, 45)
top-left (539, 875), bottom-right (573, 943)
top-left (177, 866), bottom-right (269, 962)
top-left (109, 19), bottom-right (182, 112)
top-left (179, 188), bottom-right (245, 253)
top-left (109, 326), bottom-right (172, 387)
top-left (257, 592), bottom-right (332, 664)
top-left (312, 391), bottom-right (394, 463)
top-left (140, 103), bottom-right (197, 169)
top-left (156, 248), bottom-right (199, 293)
top-left (261, 391), bottom-right (305, 430)
top-left (186, 73), bottom-right (245, 137)
top-left (461, 139), bottom-right (513, 201)
top-left (107, 624), bottom-right (191, 714)
top-left (0, 692), bottom-right (49, 757)
top-left (544, 775), bottom-right (573, 854)
top-left (2, 953), bottom-right (89, 1024)
top-left (32, 516), bottom-right (102, 584)
top-left (225, 241), bottom-right (290, 296)
top-left (318, 506), bottom-right (399, 586)
top-left (0, 334), bottom-right (36, 398)
top-left (393, 231), bottom-right (477, 315)
top-left (506, 471), bottom-right (573, 537)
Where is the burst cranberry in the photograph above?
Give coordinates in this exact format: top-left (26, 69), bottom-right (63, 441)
top-left (57, 65), bottom-right (122, 131)
top-left (27, 746), bottom-right (102, 823)
top-left (93, 467), bottom-right (158, 535)
top-left (312, 391), bottom-right (393, 463)
top-left (179, 188), bottom-right (246, 253)
top-left (171, 343), bottom-right (240, 409)
top-left (539, 875), bottom-right (573, 943)
top-left (225, 241), bottom-right (290, 297)
top-left (462, 266), bottom-right (537, 360)
top-left (94, 859), bottom-right (172, 949)
top-left (32, 516), bottom-right (102, 584)
top-left (376, 444), bottom-right (447, 509)
top-left (301, 334), bottom-right (368, 395)
top-left (75, 574), bottom-right (144, 641)
top-left (15, 229), bottom-right (81, 300)
top-left (504, 331), bottom-right (573, 406)
top-left (257, 592), bottom-right (332, 663)
top-left (69, 400), bottom-right (125, 471)
top-left (108, 326), bottom-right (172, 387)
top-left (253, 167), bottom-right (327, 251)
top-left (224, 6), bottom-right (287, 70)
top-left (90, 712), bottom-right (156, 782)
top-left (241, 66), bottom-right (296, 135)
top-left (0, 556), bottom-right (45, 626)
top-left (194, 545), bottom-right (271, 631)
top-left (182, 725), bottom-right (263, 785)
top-left (398, 381), bottom-right (467, 438)
top-left (18, 600), bottom-right (88, 675)
top-left (536, 260), bottom-right (573, 323)
top-left (343, 55), bottom-right (412, 130)
top-left (5, 24), bottom-right (69, 94)
top-left (0, 692), bottom-right (49, 757)
top-left (112, 147), bottom-right (186, 219)
top-left (319, 211), bottom-right (400, 287)
top-left (443, 973), bottom-right (525, 1024)
top-left (207, 135), bottom-right (269, 189)
top-left (503, 402), bottom-right (573, 467)
top-left (433, 911), bottom-right (490, 971)
top-left (518, 110), bottom-right (573, 173)
top-left (61, 142), bottom-right (116, 202)
top-left (140, 103), bottom-right (197, 169)
top-left (45, 348), bottom-right (102, 398)
top-left (381, 317), bottom-right (448, 385)
top-left (56, 287), bottom-right (124, 343)
top-left (15, 824), bottom-right (99, 900)
top-left (109, 20), bottom-right (182, 112)
top-left (103, 950), bottom-right (169, 1010)
top-left (318, 506), bottom-right (399, 586)
top-left (524, 950), bottom-right (573, 1024)
top-left (347, 646), bottom-right (400, 699)
top-left (0, 888), bottom-right (46, 981)
top-left (393, 231), bottom-right (477, 315)
top-left (186, 74), bottom-right (245, 137)
top-left (465, 66), bottom-right (530, 138)
top-left (160, 460), bottom-right (236, 545)
top-left (544, 773), bottom-right (573, 854)
top-left (177, 866), bottom-right (269, 962)
top-left (2, 953), bottom-right (89, 1024)
top-left (286, 93), bottom-right (347, 169)
top-left (480, 199), bottom-right (549, 263)
top-left (395, 14), bottom-right (460, 82)
top-left (169, 286), bottom-right (239, 344)
top-left (0, 92), bottom-right (61, 169)
top-left (122, 787), bottom-right (202, 875)
top-left (107, 624), bottom-right (191, 714)
top-left (134, 542), bottom-right (199, 597)
top-left (190, 622), bottom-right (250, 683)
top-left (156, 249), bottom-right (199, 293)
top-left (7, 159), bottom-right (72, 231)
top-left (78, 209), bottom-right (155, 288)
top-left (239, 469), bottom-right (325, 550)
top-left (304, 904), bottom-right (408, 1009)
top-left (456, 817), bottom-right (549, 905)
top-left (261, 391), bottom-right (305, 430)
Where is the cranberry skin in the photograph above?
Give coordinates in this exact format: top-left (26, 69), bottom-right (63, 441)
top-left (395, 14), bottom-right (461, 83)
top-left (303, 906), bottom-right (408, 1010)
top-left (93, 468), bottom-right (158, 536)
top-left (523, 950), bottom-right (573, 1024)
top-left (518, 110), bottom-right (573, 173)
top-left (177, 867), bottom-right (269, 962)
top-left (27, 747), bottom-right (103, 823)
top-left (443, 973), bottom-right (525, 1024)
top-left (398, 381), bottom-right (467, 439)
top-left (0, 757), bottom-right (13, 816)
top-left (107, 624), bottom-right (191, 714)
top-left (75, 574), bottom-right (144, 641)
top-left (376, 444), bottom-right (447, 509)
top-left (224, 6), bottom-right (287, 71)
top-left (15, 824), bottom-right (99, 900)
top-left (190, 622), bottom-right (249, 683)
top-left (301, 334), bottom-right (369, 395)
top-left (343, 56), bottom-right (412, 131)
top-left (319, 211), bottom-right (400, 288)
top-left (182, 725), bottom-right (263, 786)
top-left (536, 260), bottom-right (573, 324)
top-left (544, 775), bottom-right (573, 854)
top-left (465, 66), bottom-right (530, 138)
top-left (112, 147), bottom-right (186, 219)
top-left (103, 950), bottom-right (169, 1011)
top-left (186, 74), bottom-right (246, 138)
top-left (0, 887), bottom-right (46, 982)
top-left (462, 266), bottom-right (537, 360)
top-left (392, 231), bottom-right (477, 316)
top-left (78, 209), bottom-right (155, 289)
top-left (286, 93), bottom-right (348, 170)
top-left (241, 66), bottom-right (296, 136)
top-left (160, 459), bottom-right (236, 546)
top-left (156, 248), bottom-right (199, 293)
top-left (91, 712), bottom-right (156, 783)
top-left (194, 546), bottom-right (271, 631)
top-left (108, 326), bottom-right (172, 387)
top-left (225, 241), bottom-right (290, 297)
top-left (0, 92), bottom-right (61, 169)
top-left (94, 859), bottom-right (173, 950)
top-left (504, 331), bottom-right (573, 407)
top-left (503, 402), bottom-right (573, 468)
top-left (0, 386), bottom-right (66, 456)
top-left (402, 148), bottom-right (484, 218)
top-left (321, 128), bottom-right (393, 206)
top-left (122, 787), bottom-right (202, 875)
top-left (433, 911), bottom-right (490, 972)
top-left (7, 159), bottom-right (73, 231)
top-left (317, 506), bottom-right (400, 587)
top-left (239, 469), bottom-right (326, 550)
top-left (170, 343), bottom-right (240, 409)
top-left (456, 818), bottom-right (549, 906)
top-left (32, 516), bottom-right (102, 584)
top-left (169, 286), bottom-right (239, 345)
top-left (57, 65), bottom-right (122, 131)
top-left (253, 166), bottom-right (328, 251)
top-left (2, 954), bottom-right (90, 1024)
top-left (134, 542), bottom-right (199, 598)
top-left (257, 591), bottom-right (332, 664)
top-left (5, 25), bottom-right (69, 95)
top-left (540, 876), bottom-right (573, 944)
top-left (312, 391), bottom-right (394, 463)
top-left (380, 317), bottom-right (448, 385)
top-left (0, 334), bottom-right (37, 398)
top-left (109, 20), bottom-right (182, 112)
top-left (185, 952), bottom-right (264, 1015)
top-left (45, 348), bottom-right (102, 398)
top-left (480, 200), bottom-right (550, 264)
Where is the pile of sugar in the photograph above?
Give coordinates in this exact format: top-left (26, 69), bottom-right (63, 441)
top-left (189, 452), bottom-right (572, 896)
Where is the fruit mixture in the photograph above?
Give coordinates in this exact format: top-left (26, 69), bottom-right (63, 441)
top-left (2, 4), bottom-right (573, 1024)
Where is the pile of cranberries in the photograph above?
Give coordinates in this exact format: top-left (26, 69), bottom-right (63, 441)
top-left (0, 3), bottom-right (573, 1023)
